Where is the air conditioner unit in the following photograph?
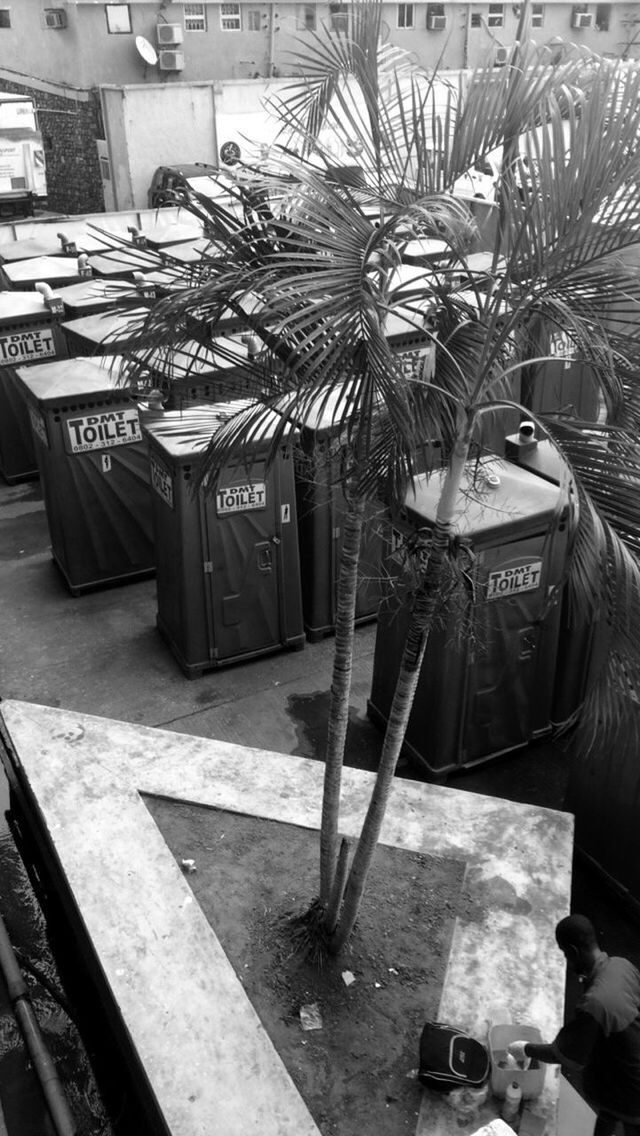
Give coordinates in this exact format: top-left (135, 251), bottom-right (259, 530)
top-left (572, 11), bottom-right (593, 27)
top-left (427, 14), bottom-right (447, 29)
top-left (158, 49), bottom-right (185, 71)
top-left (494, 45), bottom-right (509, 65)
top-left (156, 22), bottom-right (184, 45)
top-left (44, 8), bottom-right (67, 28)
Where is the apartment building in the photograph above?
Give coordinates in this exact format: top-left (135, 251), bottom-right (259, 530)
top-left (0, 0), bottom-right (637, 213)
top-left (1, 1), bottom-right (637, 87)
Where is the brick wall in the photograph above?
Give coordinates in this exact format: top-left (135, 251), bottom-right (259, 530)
top-left (0, 78), bottom-right (105, 216)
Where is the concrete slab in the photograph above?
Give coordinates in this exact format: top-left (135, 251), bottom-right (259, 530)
top-left (0, 700), bottom-right (573, 1136)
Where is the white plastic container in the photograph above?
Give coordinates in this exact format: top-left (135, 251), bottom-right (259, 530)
top-left (501, 1080), bottom-right (522, 1125)
top-left (489, 1024), bottom-right (546, 1101)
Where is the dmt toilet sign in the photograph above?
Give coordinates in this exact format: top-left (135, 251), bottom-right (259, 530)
top-left (64, 408), bottom-right (142, 454)
top-left (487, 559), bottom-right (542, 600)
top-left (0, 328), bottom-right (56, 363)
top-left (215, 482), bottom-right (267, 515)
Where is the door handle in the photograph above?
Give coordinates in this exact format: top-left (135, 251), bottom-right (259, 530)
top-left (257, 545), bottom-right (272, 572)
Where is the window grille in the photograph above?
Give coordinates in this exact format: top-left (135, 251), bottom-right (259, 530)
top-left (397, 3), bottom-right (414, 27)
top-left (221, 3), bottom-right (241, 30)
top-left (184, 3), bottom-right (206, 31)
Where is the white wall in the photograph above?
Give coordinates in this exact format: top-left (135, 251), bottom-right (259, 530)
top-left (100, 82), bottom-right (218, 210)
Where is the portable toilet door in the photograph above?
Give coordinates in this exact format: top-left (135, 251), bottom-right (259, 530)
top-left (203, 451), bottom-right (304, 666)
top-left (145, 404), bottom-right (304, 675)
top-left (14, 357), bottom-right (154, 594)
top-left (0, 286), bottom-right (68, 483)
top-left (367, 457), bottom-right (571, 777)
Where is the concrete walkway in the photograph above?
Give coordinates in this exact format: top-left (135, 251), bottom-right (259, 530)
top-left (0, 700), bottom-right (573, 1136)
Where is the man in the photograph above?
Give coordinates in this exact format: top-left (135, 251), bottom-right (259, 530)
top-left (508, 915), bottom-right (640, 1136)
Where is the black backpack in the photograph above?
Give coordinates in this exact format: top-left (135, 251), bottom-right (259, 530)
top-left (418, 1021), bottom-right (490, 1093)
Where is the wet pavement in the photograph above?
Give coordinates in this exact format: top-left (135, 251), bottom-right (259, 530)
top-left (0, 473), bottom-right (639, 1133)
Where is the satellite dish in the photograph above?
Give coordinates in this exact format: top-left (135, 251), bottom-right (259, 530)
top-left (220, 141), bottom-right (242, 166)
top-left (135, 36), bottom-right (158, 66)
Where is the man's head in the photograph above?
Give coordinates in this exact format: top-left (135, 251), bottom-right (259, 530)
top-left (555, 914), bottom-right (600, 977)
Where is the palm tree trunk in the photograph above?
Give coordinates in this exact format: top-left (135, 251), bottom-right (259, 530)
top-left (330, 436), bottom-right (470, 953)
top-left (319, 493), bottom-right (365, 905)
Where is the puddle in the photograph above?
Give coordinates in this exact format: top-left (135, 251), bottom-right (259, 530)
top-left (287, 689), bottom-right (384, 772)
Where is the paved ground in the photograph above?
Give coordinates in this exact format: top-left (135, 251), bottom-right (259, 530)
top-left (1, 472), bottom-right (639, 1133)
top-left (0, 474), bottom-right (637, 964)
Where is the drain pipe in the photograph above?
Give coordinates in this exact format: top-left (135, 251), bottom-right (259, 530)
top-left (0, 912), bottom-right (77, 1136)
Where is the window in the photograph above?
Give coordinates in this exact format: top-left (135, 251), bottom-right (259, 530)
top-left (105, 4), bottom-right (131, 33)
top-left (0, 7), bottom-right (11, 27)
top-left (595, 3), bottom-right (610, 29)
top-left (184, 3), bottom-right (207, 31)
top-left (44, 8), bottom-right (67, 28)
top-left (99, 155), bottom-right (111, 181)
top-left (298, 4), bottom-right (316, 30)
top-left (329, 2), bottom-right (349, 32)
top-left (470, 12), bottom-right (482, 28)
top-left (531, 2), bottom-right (544, 26)
top-left (397, 3), bottom-right (414, 28)
top-left (220, 3), bottom-right (241, 30)
top-left (488, 4), bottom-right (504, 27)
top-left (246, 7), bottom-right (261, 30)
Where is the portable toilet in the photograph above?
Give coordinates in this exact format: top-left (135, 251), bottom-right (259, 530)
top-left (144, 403), bottom-right (304, 675)
top-left (60, 306), bottom-right (152, 358)
top-left (0, 285), bottom-right (68, 483)
top-left (367, 455), bottom-right (571, 777)
top-left (294, 389), bottom-right (383, 640)
top-left (14, 357), bottom-right (154, 594)
top-left (139, 335), bottom-right (258, 409)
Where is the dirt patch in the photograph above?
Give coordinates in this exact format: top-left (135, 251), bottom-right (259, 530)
top-left (145, 797), bottom-right (467, 1136)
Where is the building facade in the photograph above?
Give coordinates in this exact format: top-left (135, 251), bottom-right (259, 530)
top-left (1, 0), bottom-right (638, 214)
top-left (1, 1), bottom-right (638, 88)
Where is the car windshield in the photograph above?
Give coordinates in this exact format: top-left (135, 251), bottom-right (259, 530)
top-left (185, 175), bottom-right (235, 200)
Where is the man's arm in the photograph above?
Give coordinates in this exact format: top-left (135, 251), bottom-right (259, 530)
top-left (523, 1042), bottom-right (563, 1065)
top-left (509, 1012), bottom-right (601, 1073)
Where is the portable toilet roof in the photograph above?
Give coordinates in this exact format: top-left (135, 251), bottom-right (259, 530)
top-left (16, 356), bottom-right (127, 402)
top-left (139, 335), bottom-right (252, 380)
top-left (404, 457), bottom-right (565, 545)
top-left (1, 256), bottom-right (92, 289)
top-left (145, 399), bottom-right (297, 461)
top-left (61, 307), bottom-right (150, 352)
top-left (54, 275), bottom-right (155, 317)
top-left (0, 287), bottom-right (63, 322)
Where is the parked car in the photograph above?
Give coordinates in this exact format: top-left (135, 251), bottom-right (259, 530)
top-left (453, 154), bottom-right (501, 200)
top-left (148, 163), bottom-right (240, 212)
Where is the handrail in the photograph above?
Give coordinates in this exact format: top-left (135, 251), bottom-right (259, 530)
top-left (0, 911), bottom-right (77, 1136)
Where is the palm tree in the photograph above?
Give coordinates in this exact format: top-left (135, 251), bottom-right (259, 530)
top-left (127, 1), bottom-right (640, 955)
